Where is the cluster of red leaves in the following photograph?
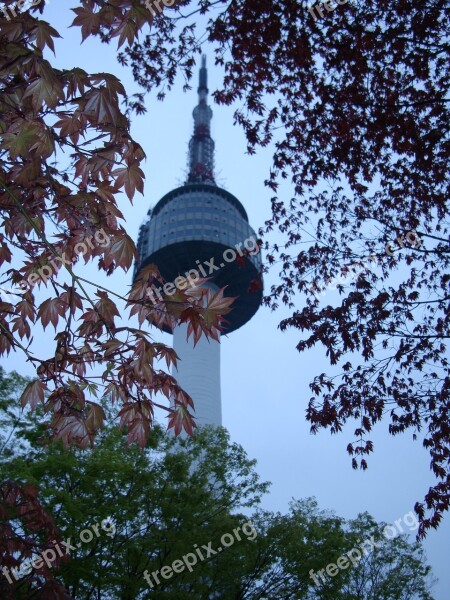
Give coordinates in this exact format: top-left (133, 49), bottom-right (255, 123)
top-left (122, 0), bottom-right (450, 536)
top-left (0, 481), bottom-right (70, 599)
top-left (0, 1), bottom-right (235, 455)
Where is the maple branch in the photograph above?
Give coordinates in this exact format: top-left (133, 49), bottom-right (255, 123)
top-left (0, 321), bottom-right (39, 365)
top-left (0, 180), bottom-right (124, 340)
top-left (172, 0), bottom-right (229, 20)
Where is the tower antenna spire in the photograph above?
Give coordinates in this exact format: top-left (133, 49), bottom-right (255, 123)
top-left (187, 55), bottom-right (215, 184)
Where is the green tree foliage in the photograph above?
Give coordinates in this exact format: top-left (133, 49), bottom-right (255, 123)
top-left (0, 369), bottom-right (436, 598)
top-left (339, 513), bottom-right (435, 600)
top-left (0, 367), bottom-right (34, 458)
top-left (247, 501), bottom-right (435, 600)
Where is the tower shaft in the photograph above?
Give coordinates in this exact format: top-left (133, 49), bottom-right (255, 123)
top-left (172, 322), bottom-right (222, 428)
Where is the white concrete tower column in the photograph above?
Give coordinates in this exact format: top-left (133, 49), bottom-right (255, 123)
top-left (171, 321), bottom-right (221, 427)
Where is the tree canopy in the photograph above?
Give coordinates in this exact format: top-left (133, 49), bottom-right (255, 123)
top-left (0, 368), bottom-right (436, 599)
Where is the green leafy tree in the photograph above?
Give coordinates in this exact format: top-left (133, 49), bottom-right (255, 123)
top-left (1, 427), bottom-right (269, 599)
top-left (239, 500), bottom-right (436, 600)
top-left (0, 371), bottom-right (270, 598)
top-left (0, 367), bottom-right (33, 458)
top-left (337, 513), bottom-right (436, 600)
top-left (0, 369), bottom-right (436, 599)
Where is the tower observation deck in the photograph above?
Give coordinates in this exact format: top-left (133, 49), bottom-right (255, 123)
top-left (133, 56), bottom-right (262, 427)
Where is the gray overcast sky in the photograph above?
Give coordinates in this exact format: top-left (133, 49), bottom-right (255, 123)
top-left (3, 2), bottom-right (449, 597)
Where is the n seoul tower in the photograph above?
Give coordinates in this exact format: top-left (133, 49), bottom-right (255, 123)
top-left (133, 56), bottom-right (262, 427)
